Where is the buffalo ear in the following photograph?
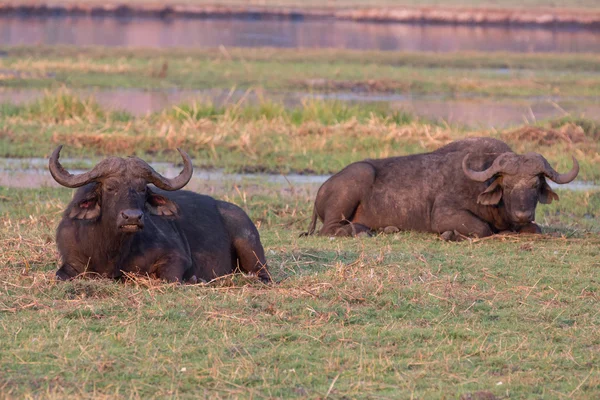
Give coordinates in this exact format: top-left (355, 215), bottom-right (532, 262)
top-left (539, 179), bottom-right (559, 204)
top-left (477, 177), bottom-right (503, 205)
top-left (69, 197), bottom-right (101, 220)
top-left (146, 191), bottom-right (179, 217)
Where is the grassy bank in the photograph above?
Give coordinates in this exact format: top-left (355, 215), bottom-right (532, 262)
top-left (1, 179), bottom-right (599, 398)
top-left (3, 47), bottom-right (600, 98)
top-left (0, 92), bottom-right (598, 181)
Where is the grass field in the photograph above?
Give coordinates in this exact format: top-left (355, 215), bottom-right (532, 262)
top-left (3, 47), bottom-right (600, 98)
top-left (0, 94), bottom-right (599, 398)
top-left (1, 178), bottom-right (599, 398)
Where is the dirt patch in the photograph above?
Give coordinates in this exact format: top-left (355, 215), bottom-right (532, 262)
top-left (1, 3), bottom-right (600, 29)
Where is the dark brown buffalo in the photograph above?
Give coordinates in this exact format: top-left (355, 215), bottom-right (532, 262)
top-left (303, 137), bottom-right (579, 240)
top-left (50, 146), bottom-right (270, 283)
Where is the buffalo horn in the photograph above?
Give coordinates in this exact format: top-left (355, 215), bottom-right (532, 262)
top-left (543, 156), bottom-right (579, 184)
top-left (49, 145), bottom-right (104, 188)
top-left (462, 153), bottom-right (506, 182)
top-left (142, 148), bottom-right (193, 191)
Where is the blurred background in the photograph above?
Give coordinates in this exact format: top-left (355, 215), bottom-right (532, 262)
top-left (1, 0), bottom-right (600, 129)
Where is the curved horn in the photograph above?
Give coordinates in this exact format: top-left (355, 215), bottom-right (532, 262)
top-left (49, 145), bottom-right (103, 188)
top-left (462, 153), bottom-right (503, 182)
top-left (143, 148), bottom-right (193, 191)
top-left (543, 156), bottom-right (579, 184)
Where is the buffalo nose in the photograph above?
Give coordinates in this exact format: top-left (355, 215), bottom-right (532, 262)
top-left (121, 209), bottom-right (144, 223)
top-left (514, 210), bottom-right (534, 222)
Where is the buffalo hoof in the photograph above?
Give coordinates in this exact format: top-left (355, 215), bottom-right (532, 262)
top-left (383, 226), bottom-right (400, 234)
top-left (518, 223), bottom-right (542, 234)
top-left (56, 264), bottom-right (79, 281)
top-left (440, 230), bottom-right (465, 242)
top-left (185, 275), bottom-right (208, 284)
top-left (56, 270), bottom-right (72, 281)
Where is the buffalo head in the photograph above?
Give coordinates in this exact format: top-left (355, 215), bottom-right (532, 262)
top-left (462, 152), bottom-right (579, 227)
top-left (49, 146), bottom-right (193, 233)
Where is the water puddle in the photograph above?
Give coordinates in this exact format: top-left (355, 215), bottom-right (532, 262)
top-left (0, 160), bottom-right (330, 192)
top-left (1, 87), bottom-right (599, 128)
top-left (2, 16), bottom-right (600, 52)
top-left (548, 181), bottom-right (600, 192)
top-left (0, 158), bottom-right (597, 192)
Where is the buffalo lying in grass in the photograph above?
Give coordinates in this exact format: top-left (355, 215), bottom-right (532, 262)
top-left (304, 137), bottom-right (579, 240)
top-left (50, 146), bottom-right (270, 283)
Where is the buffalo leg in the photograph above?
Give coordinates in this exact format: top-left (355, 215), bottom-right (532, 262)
top-left (56, 263), bottom-right (79, 280)
top-left (330, 222), bottom-right (372, 237)
top-left (231, 236), bottom-right (270, 282)
top-left (217, 202), bottom-right (271, 282)
top-left (154, 255), bottom-right (191, 283)
top-left (432, 208), bottom-right (493, 240)
top-left (317, 162), bottom-right (376, 237)
top-left (517, 223), bottom-right (542, 234)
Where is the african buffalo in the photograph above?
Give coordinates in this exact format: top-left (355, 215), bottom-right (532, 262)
top-left (303, 137), bottom-right (579, 240)
top-left (50, 146), bottom-right (270, 283)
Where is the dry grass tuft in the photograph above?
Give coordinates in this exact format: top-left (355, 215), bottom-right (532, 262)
top-left (503, 123), bottom-right (588, 147)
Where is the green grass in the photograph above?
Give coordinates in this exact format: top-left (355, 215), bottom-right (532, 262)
top-left (1, 182), bottom-right (599, 398)
top-left (4, 47), bottom-right (600, 98)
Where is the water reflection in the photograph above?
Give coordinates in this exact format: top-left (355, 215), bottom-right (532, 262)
top-left (1, 16), bottom-right (599, 52)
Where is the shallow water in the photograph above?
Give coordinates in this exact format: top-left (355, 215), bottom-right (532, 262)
top-left (1, 87), bottom-right (599, 128)
top-left (0, 159), bottom-right (597, 192)
top-left (1, 16), bottom-right (600, 52)
top-left (0, 161), bottom-right (330, 191)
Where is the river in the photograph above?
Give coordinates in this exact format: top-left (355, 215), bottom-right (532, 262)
top-left (1, 16), bottom-right (599, 52)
